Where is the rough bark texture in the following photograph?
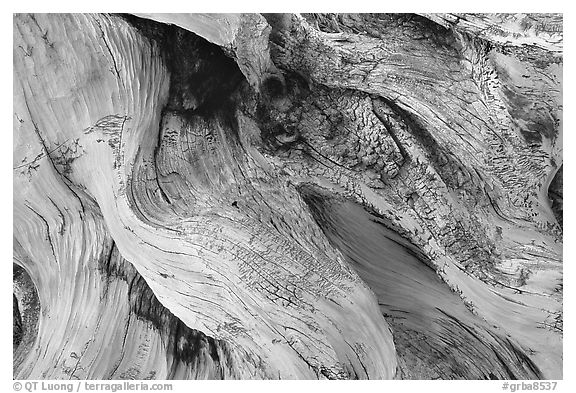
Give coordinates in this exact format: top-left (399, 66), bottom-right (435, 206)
top-left (13, 13), bottom-right (562, 380)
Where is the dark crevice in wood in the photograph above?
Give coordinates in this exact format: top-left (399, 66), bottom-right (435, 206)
top-left (548, 164), bottom-right (563, 227)
top-left (121, 14), bottom-right (246, 116)
top-left (13, 263), bottom-right (41, 372)
top-left (98, 242), bottom-right (233, 379)
top-left (13, 294), bottom-right (23, 350)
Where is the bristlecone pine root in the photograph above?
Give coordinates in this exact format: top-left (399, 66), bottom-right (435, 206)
top-left (13, 13), bottom-right (562, 380)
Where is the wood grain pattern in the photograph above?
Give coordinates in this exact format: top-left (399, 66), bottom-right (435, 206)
top-left (13, 13), bottom-right (562, 379)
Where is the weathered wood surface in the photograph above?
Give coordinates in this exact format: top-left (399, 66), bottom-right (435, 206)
top-left (13, 13), bottom-right (562, 379)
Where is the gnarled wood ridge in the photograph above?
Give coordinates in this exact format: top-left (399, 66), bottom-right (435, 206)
top-left (13, 13), bottom-right (562, 380)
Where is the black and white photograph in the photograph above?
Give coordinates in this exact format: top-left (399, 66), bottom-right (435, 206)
top-left (9, 4), bottom-right (568, 388)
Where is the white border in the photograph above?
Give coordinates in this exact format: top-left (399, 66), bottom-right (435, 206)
top-left (2, 3), bottom-right (572, 392)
